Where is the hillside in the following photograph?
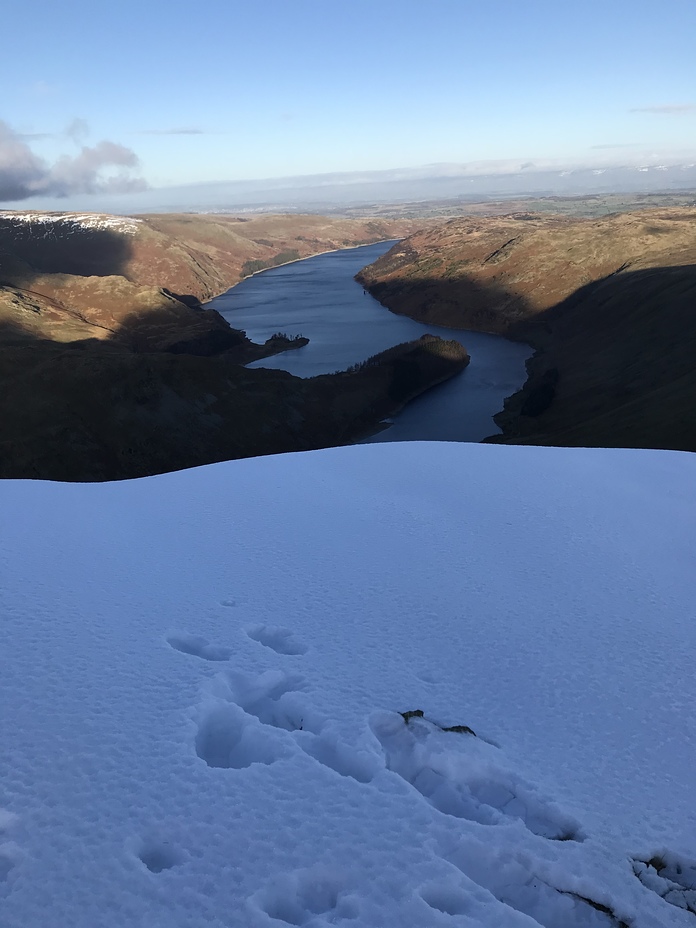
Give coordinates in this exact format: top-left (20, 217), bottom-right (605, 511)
top-left (1, 441), bottom-right (695, 927)
top-left (0, 211), bottom-right (463, 480)
top-left (356, 208), bottom-right (696, 451)
top-left (0, 329), bottom-right (467, 481)
top-left (0, 211), bottom-right (419, 352)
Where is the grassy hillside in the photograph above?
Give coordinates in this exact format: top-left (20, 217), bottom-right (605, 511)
top-left (357, 208), bottom-right (696, 451)
top-left (0, 210), bottom-right (473, 480)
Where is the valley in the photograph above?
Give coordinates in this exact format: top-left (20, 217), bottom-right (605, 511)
top-left (2, 201), bottom-right (695, 480)
top-left (357, 207), bottom-right (696, 452)
top-left (0, 211), bottom-right (466, 481)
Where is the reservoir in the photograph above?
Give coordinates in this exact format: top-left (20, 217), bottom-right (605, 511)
top-left (208, 241), bottom-right (532, 443)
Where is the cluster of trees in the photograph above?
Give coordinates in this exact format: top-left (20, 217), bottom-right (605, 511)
top-left (240, 250), bottom-right (301, 278)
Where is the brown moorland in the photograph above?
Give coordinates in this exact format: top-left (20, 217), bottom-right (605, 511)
top-left (0, 211), bottom-right (470, 481)
top-left (0, 211), bottom-right (422, 352)
top-left (356, 208), bottom-right (696, 452)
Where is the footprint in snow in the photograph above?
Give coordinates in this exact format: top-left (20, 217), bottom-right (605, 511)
top-left (250, 866), bottom-right (359, 925)
top-left (245, 624), bottom-right (308, 655)
top-left (194, 668), bottom-right (324, 769)
top-left (135, 837), bottom-right (185, 873)
top-left (195, 700), bottom-right (286, 769)
top-left (225, 668), bottom-right (323, 733)
top-left (442, 838), bottom-right (629, 927)
top-left (295, 730), bottom-right (380, 784)
top-left (166, 633), bottom-right (232, 662)
top-left (633, 851), bottom-right (696, 917)
top-left (369, 710), bottom-right (584, 842)
top-left (418, 881), bottom-right (475, 918)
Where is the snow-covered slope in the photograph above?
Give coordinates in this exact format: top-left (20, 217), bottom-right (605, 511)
top-left (1, 442), bottom-right (695, 928)
top-left (0, 211), bottom-right (143, 234)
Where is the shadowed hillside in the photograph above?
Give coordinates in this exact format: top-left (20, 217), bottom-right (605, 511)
top-left (0, 308), bottom-right (467, 481)
top-left (0, 211), bottom-right (423, 352)
top-left (357, 208), bottom-right (696, 452)
top-left (0, 211), bottom-right (422, 315)
top-left (0, 209), bottom-right (472, 480)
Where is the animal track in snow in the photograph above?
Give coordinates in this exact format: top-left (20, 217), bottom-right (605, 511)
top-left (296, 731), bottom-right (379, 784)
top-left (444, 840), bottom-right (629, 927)
top-left (245, 624), bottom-right (308, 656)
top-left (418, 881), bottom-right (474, 917)
top-left (369, 711), bottom-right (584, 842)
top-left (167, 633), bottom-right (231, 662)
top-left (633, 851), bottom-right (696, 916)
top-left (193, 668), bottom-right (323, 769)
top-left (195, 701), bottom-right (284, 769)
top-left (136, 838), bottom-right (184, 873)
top-left (250, 866), bottom-right (358, 925)
top-left (224, 669), bottom-right (324, 734)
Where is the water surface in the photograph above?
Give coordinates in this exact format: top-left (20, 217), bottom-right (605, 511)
top-left (208, 242), bottom-right (531, 442)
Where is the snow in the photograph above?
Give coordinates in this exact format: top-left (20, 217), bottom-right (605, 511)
top-left (1, 440), bottom-right (695, 927)
top-left (0, 211), bottom-right (142, 234)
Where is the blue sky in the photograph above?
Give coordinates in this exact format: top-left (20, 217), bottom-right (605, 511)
top-left (1, 0), bottom-right (695, 205)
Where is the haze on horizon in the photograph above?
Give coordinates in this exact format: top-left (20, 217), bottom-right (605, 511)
top-left (1, 0), bottom-right (695, 212)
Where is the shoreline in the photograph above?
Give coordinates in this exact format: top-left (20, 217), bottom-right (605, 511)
top-left (204, 239), bottom-right (401, 305)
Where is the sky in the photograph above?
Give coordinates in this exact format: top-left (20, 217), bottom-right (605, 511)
top-left (1, 440), bottom-right (696, 926)
top-left (1, 0), bottom-right (696, 208)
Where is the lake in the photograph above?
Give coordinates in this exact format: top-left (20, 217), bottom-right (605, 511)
top-left (207, 242), bottom-right (532, 442)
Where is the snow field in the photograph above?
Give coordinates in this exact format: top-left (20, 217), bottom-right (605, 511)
top-left (1, 441), bottom-right (695, 926)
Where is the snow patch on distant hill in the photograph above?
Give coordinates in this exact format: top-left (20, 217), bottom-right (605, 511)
top-left (0, 210), bottom-right (143, 234)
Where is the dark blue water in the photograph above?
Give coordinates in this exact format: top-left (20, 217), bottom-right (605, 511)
top-left (208, 242), bottom-right (532, 442)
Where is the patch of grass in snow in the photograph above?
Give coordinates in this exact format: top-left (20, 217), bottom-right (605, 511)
top-left (400, 708), bottom-right (477, 737)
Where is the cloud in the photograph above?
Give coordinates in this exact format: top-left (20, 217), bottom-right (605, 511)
top-left (630, 104), bottom-right (696, 115)
top-left (139, 127), bottom-right (206, 135)
top-left (0, 120), bottom-right (148, 201)
top-left (65, 118), bottom-right (89, 144)
top-left (590, 142), bottom-right (642, 149)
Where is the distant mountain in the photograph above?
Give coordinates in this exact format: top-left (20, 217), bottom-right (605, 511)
top-left (8, 159), bottom-right (696, 214)
top-left (164, 162), bottom-right (696, 212)
top-left (357, 207), bottom-right (696, 452)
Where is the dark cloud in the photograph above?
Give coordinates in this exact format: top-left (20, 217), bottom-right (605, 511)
top-left (630, 104), bottom-right (696, 115)
top-left (0, 120), bottom-right (148, 201)
top-left (139, 127), bottom-right (206, 135)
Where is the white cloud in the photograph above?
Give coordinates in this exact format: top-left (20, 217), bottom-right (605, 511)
top-left (0, 119), bottom-right (147, 201)
top-left (630, 104), bottom-right (696, 115)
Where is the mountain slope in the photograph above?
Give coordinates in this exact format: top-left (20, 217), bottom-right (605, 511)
top-left (0, 211), bottom-right (419, 350)
top-left (0, 211), bottom-right (463, 480)
top-left (357, 208), bottom-right (696, 450)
